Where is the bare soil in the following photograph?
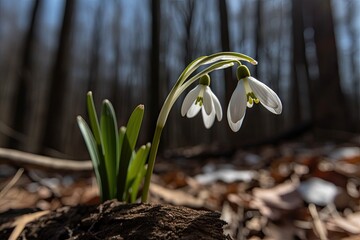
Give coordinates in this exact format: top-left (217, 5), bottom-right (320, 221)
top-left (0, 200), bottom-right (230, 240)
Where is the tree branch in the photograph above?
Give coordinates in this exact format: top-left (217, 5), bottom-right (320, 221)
top-left (0, 148), bottom-right (93, 172)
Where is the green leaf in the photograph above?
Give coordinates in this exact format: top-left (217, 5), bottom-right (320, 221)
top-left (77, 116), bottom-right (109, 201)
top-left (118, 126), bottom-right (126, 171)
top-left (117, 105), bottom-right (145, 200)
top-left (130, 145), bottom-right (150, 203)
top-left (126, 105), bottom-right (144, 150)
top-left (100, 100), bottom-right (119, 199)
top-left (86, 92), bottom-right (101, 145)
top-left (126, 143), bottom-right (150, 192)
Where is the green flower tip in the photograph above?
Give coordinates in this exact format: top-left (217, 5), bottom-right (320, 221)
top-left (251, 60), bottom-right (258, 65)
top-left (138, 104), bottom-right (145, 110)
top-left (236, 65), bottom-right (251, 80)
top-left (199, 74), bottom-right (211, 86)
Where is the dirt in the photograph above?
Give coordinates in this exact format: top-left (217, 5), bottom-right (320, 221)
top-left (0, 200), bottom-right (231, 240)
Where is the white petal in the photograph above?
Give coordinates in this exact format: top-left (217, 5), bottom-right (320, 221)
top-left (201, 106), bottom-right (216, 129)
top-left (203, 86), bottom-right (213, 115)
top-left (247, 77), bottom-right (282, 114)
top-left (228, 81), bottom-right (247, 123)
top-left (181, 85), bottom-right (201, 116)
top-left (227, 106), bottom-right (245, 132)
top-left (227, 81), bottom-right (247, 132)
top-left (210, 91), bottom-right (223, 121)
top-left (186, 103), bottom-right (201, 118)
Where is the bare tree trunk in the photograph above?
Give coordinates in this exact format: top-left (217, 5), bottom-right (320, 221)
top-left (246, 0), bottom-right (263, 140)
top-left (111, 0), bottom-right (122, 112)
top-left (303, 0), bottom-right (350, 131)
top-left (347, 1), bottom-right (360, 131)
top-left (41, 0), bottom-right (77, 154)
top-left (10, 0), bottom-right (41, 150)
top-left (182, 0), bottom-right (195, 65)
top-left (218, 0), bottom-right (233, 104)
top-left (254, 0), bottom-right (263, 77)
top-left (218, 0), bottom-right (238, 144)
top-left (290, 0), bottom-right (310, 125)
top-left (148, 0), bottom-right (161, 140)
top-left (172, 0), bottom-right (196, 147)
top-left (88, 3), bottom-right (104, 94)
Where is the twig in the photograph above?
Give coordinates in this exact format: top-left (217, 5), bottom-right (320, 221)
top-left (0, 168), bottom-right (24, 199)
top-left (0, 148), bottom-right (93, 172)
top-left (309, 203), bottom-right (328, 240)
top-left (9, 210), bottom-right (50, 240)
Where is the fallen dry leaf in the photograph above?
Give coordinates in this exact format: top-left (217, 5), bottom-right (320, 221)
top-left (298, 177), bottom-right (339, 206)
top-left (251, 181), bottom-right (303, 219)
top-left (330, 211), bottom-right (360, 234)
top-left (150, 183), bottom-right (204, 208)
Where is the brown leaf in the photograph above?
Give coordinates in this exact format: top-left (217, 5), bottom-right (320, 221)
top-left (150, 183), bottom-right (204, 208)
top-left (331, 212), bottom-right (360, 234)
top-left (251, 181), bottom-right (303, 219)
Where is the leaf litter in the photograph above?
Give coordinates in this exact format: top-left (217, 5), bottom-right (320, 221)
top-left (0, 137), bottom-right (360, 239)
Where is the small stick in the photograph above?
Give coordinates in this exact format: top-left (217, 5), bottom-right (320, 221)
top-left (0, 168), bottom-right (24, 199)
top-left (0, 148), bottom-right (93, 172)
top-left (309, 203), bottom-right (328, 240)
top-left (9, 210), bottom-right (50, 240)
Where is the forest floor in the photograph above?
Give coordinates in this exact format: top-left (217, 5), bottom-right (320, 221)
top-left (0, 133), bottom-right (360, 239)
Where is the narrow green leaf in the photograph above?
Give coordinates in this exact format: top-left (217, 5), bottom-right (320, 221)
top-left (130, 144), bottom-right (150, 202)
top-left (86, 92), bottom-right (101, 145)
top-left (126, 105), bottom-right (144, 150)
top-left (118, 126), bottom-right (126, 167)
top-left (117, 105), bottom-right (145, 200)
top-left (100, 100), bottom-right (119, 199)
top-left (130, 166), bottom-right (147, 203)
top-left (77, 116), bottom-right (109, 201)
top-left (126, 143), bottom-right (149, 191)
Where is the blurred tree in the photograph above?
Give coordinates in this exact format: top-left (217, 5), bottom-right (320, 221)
top-left (218, 0), bottom-right (233, 104)
top-left (303, 0), bottom-right (351, 131)
top-left (347, 1), bottom-right (360, 131)
top-left (88, 3), bottom-right (104, 93)
top-left (41, 0), bottom-right (77, 154)
top-left (291, 0), bottom-right (310, 125)
top-left (148, 0), bottom-right (161, 139)
top-left (110, 0), bottom-right (122, 111)
top-left (10, 0), bottom-right (41, 150)
top-left (181, 0), bottom-right (195, 65)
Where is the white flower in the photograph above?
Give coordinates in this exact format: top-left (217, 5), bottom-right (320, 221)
top-left (227, 66), bottom-right (282, 132)
top-left (181, 81), bottom-right (222, 129)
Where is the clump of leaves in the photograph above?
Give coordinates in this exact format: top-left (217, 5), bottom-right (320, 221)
top-left (77, 92), bottom-right (150, 202)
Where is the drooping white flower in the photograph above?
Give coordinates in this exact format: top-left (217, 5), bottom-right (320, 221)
top-left (181, 74), bottom-right (222, 129)
top-left (227, 65), bottom-right (282, 132)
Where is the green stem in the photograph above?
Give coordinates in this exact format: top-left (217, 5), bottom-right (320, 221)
top-left (140, 52), bottom-right (257, 202)
top-left (141, 125), bottom-right (163, 202)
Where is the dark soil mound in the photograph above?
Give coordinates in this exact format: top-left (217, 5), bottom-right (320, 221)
top-left (0, 200), bottom-right (230, 240)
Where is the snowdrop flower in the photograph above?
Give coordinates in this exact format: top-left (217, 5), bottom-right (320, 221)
top-left (227, 65), bottom-right (282, 132)
top-left (181, 74), bottom-right (222, 129)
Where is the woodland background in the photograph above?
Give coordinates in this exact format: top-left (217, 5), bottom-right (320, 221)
top-left (0, 0), bottom-right (359, 159)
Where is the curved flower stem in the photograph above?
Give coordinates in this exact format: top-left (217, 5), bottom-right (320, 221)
top-left (141, 125), bottom-right (162, 202)
top-left (141, 52), bottom-right (257, 202)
